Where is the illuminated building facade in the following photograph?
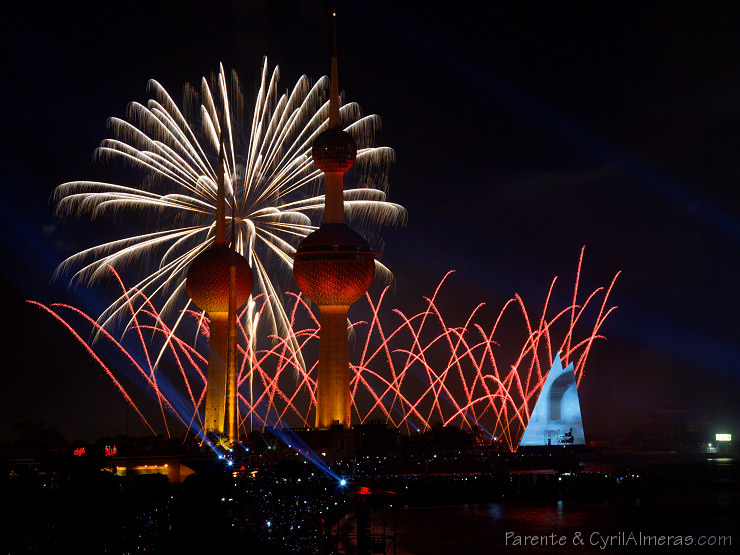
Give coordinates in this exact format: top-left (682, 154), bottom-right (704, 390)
top-left (293, 20), bottom-right (377, 430)
top-left (519, 353), bottom-right (586, 447)
top-left (186, 145), bottom-right (253, 443)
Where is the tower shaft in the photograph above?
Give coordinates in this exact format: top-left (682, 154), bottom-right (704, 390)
top-left (226, 261), bottom-right (239, 444)
top-left (204, 311), bottom-right (228, 434)
top-left (324, 172), bottom-right (345, 224)
top-left (316, 306), bottom-right (352, 429)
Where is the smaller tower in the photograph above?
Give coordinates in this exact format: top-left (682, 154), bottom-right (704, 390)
top-left (292, 15), bottom-right (377, 430)
top-left (186, 143), bottom-right (252, 443)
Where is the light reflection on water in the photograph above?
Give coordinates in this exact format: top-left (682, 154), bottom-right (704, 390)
top-left (396, 499), bottom-right (733, 555)
top-left (394, 458), bottom-right (738, 555)
top-left (395, 501), bottom-right (606, 555)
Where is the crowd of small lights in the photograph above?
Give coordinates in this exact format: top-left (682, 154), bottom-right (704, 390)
top-left (32, 249), bottom-right (617, 452)
top-left (4, 441), bottom-right (662, 555)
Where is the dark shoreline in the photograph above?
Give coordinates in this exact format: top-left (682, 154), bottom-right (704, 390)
top-left (3, 448), bottom-right (736, 554)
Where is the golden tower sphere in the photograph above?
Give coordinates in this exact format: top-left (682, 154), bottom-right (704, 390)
top-left (186, 245), bottom-right (253, 313)
top-left (293, 223), bottom-right (375, 306)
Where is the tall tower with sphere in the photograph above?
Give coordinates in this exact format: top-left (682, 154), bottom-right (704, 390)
top-left (293, 17), bottom-right (377, 430)
top-left (186, 143), bottom-right (253, 443)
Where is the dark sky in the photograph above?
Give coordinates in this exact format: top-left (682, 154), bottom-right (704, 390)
top-left (1, 1), bottom-right (739, 443)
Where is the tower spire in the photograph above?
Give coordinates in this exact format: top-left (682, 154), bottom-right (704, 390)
top-left (226, 207), bottom-right (238, 445)
top-left (313, 12), bottom-right (356, 224)
top-left (329, 12), bottom-right (340, 129)
top-left (215, 136), bottom-right (226, 245)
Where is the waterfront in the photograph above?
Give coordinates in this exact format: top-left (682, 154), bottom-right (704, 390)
top-left (3, 443), bottom-right (737, 554)
top-left (395, 456), bottom-right (737, 554)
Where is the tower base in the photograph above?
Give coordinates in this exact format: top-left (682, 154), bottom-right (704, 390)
top-left (294, 421), bottom-right (398, 456)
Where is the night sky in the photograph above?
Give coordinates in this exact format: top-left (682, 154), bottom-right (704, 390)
top-left (1, 2), bottom-right (739, 443)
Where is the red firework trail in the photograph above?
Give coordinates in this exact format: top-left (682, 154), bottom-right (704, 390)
top-left (31, 248), bottom-right (618, 451)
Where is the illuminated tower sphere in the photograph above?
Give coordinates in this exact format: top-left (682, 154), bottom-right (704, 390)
top-left (185, 144), bottom-right (253, 440)
top-left (186, 246), bottom-right (252, 314)
top-left (293, 19), bottom-right (377, 429)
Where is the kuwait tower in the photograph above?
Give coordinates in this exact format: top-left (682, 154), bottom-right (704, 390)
top-left (292, 17), bottom-right (377, 430)
top-left (185, 142), bottom-right (253, 444)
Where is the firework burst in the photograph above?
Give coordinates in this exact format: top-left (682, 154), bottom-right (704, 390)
top-left (53, 59), bottom-right (406, 352)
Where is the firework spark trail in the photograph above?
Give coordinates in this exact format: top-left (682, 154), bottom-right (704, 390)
top-left (33, 251), bottom-right (617, 451)
top-left (53, 59), bottom-right (406, 371)
top-left (28, 300), bottom-right (156, 435)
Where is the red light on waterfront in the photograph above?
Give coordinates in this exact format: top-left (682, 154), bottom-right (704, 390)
top-left (104, 445), bottom-right (117, 456)
top-left (73, 447), bottom-right (85, 456)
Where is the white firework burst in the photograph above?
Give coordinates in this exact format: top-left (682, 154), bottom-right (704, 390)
top-left (53, 58), bottom-right (406, 352)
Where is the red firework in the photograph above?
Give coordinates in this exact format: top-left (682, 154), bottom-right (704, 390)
top-left (31, 248), bottom-right (618, 451)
